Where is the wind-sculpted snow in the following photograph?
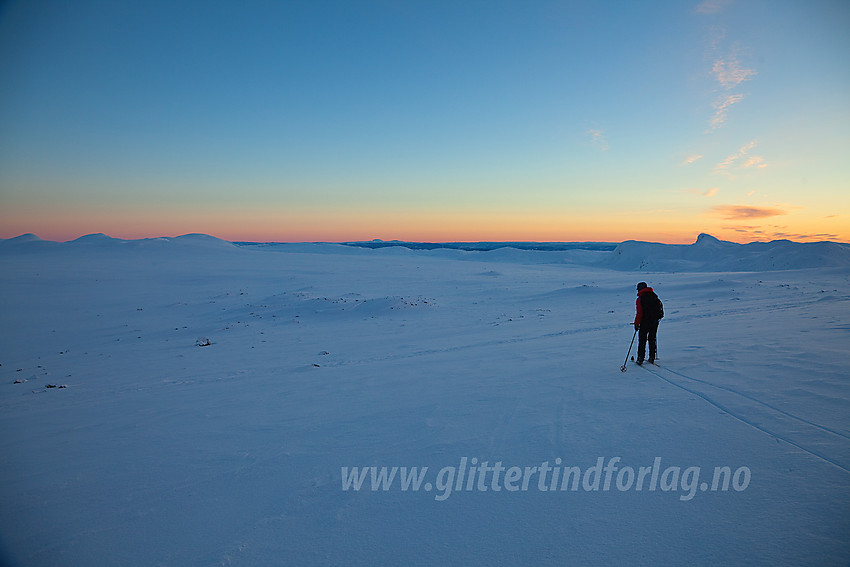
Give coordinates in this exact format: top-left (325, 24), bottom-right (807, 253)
top-left (1, 236), bottom-right (849, 565)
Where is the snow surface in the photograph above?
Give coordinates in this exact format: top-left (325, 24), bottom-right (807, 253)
top-left (1, 234), bottom-right (849, 566)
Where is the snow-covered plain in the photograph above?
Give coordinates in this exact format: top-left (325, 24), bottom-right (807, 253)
top-left (1, 233), bottom-right (849, 566)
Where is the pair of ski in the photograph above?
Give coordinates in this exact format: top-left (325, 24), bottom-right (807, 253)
top-left (619, 356), bottom-right (657, 372)
top-left (620, 328), bottom-right (657, 372)
top-left (630, 356), bottom-right (656, 367)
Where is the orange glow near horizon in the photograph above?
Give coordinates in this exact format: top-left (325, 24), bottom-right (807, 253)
top-left (1, 205), bottom-right (846, 245)
top-left (0, 205), bottom-right (699, 244)
top-left (1, 2), bottom-right (848, 251)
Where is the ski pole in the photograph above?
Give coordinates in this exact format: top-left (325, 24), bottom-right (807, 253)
top-left (620, 327), bottom-right (637, 372)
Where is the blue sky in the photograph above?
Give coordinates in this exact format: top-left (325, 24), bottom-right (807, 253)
top-left (1, 0), bottom-right (848, 242)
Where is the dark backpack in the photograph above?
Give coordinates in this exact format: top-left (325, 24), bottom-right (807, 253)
top-left (641, 291), bottom-right (664, 320)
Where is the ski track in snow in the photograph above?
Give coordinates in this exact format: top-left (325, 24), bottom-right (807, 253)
top-left (654, 364), bottom-right (850, 443)
top-left (641, 363), bottom-right (850, 474)
top-left (319, 291), bottom-right (848, 370)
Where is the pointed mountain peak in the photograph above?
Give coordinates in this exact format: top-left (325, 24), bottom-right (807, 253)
top-left (695, 233), bottom-right (721, 244)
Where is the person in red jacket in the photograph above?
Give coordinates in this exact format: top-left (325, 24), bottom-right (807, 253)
top-left (633, 282), bottom-right (662, 365)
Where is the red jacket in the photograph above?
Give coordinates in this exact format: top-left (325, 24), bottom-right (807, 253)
top-left (634, 286), bottom-right (656, 325)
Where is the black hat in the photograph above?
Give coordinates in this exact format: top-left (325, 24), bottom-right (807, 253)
top-left (636, 282), bottom-right (647, 291)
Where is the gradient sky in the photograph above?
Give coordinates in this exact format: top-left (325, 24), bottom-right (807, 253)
top-left (1, 0), bottom-right (848, 243)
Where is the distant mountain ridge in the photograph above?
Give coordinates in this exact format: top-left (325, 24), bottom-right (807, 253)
top-left (3, 233), bottom-right (849, 271)
top-left (606, 233), bottom-right (850, 271)
top-left (0, 233), bottom-right (238, 251)
top-left (340, 240), bottom-right (618, 252)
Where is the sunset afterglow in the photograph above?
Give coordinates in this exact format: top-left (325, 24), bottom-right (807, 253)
top-left (1, 1), bottom-right (847, 243)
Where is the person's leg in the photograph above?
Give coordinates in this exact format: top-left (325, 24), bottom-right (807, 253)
top-left (637, 325), bottom-right (648, 363)
top-left (648, 320), bottom-right (658, 362)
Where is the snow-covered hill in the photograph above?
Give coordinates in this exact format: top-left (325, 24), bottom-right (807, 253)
top-left (606, 233), bottom-right (850, 271)
top-left (339, 233), bottom-right (850, 272)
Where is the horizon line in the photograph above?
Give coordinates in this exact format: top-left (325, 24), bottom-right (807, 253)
top-left (3, 232), bottom-right (848, 247)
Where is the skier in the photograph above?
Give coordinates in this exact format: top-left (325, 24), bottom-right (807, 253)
top-left (633, 282), bottom-right (663, 365)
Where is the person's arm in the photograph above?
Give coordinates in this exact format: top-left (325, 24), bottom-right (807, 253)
top-left (634, 297), bottom-right (642, 329)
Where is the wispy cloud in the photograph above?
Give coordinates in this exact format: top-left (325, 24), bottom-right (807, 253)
top-left (707, 25), bottom-right (726, 51)
top-left (725, 225), bottom-right (761, 232)
top-left (696, 0), bottom-right (733, 15)
top-left (708, 93), bottom-right (744, 131)
top-left (685, 187), bottom-right (720, 197)
top-left (715, 140), bottom-right (755, 171)
top-left (702, 21), bottom-right (756, 131)
top-left (712, 205), bottom-right (787, 219)
top-left (723, 225), bottom-right (839, 242)
top-left (741, 156), bottom-right (767, 169)
top-left (682, 154), bottom-right (704, 165)
top-left (714, 140), bottom-right (766, 174)
top-left (712, 57), bottom-right (757, 89)
top-left (587, 129), bottom-right (609, 151)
